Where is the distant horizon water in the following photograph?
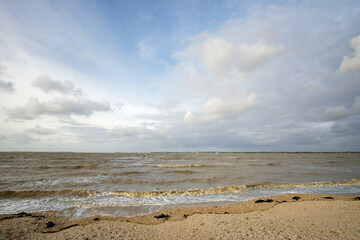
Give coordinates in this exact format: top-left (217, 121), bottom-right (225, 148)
top-left (1, 151), bottom-right (360, 153)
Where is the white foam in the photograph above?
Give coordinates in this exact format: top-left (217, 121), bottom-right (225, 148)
top-left (1, 184), bottom-right (358, 218)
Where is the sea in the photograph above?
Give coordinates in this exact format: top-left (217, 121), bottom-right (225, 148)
top-left (0, 152), bottom-right (359, 219)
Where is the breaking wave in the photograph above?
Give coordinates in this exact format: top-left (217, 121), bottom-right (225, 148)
top-left (1, 179), bottom-right (358, 199)
top-left (110, 178), bottom-right (360, 197)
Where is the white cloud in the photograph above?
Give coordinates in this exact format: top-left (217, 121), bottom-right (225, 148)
top-left (160, 124), bottom-right (174, 134)
top-left (175, 37), bottom-right (279, 126)
top-left (109, 123), bottom-right (155, 140)
top-left (201, 37), bottom-right (234, 77)
top-left (339, 35), bottom-right (360, 73)
top-left (200, 93), bottom-right (258, 123)
top-left (7, 97), bottom-right (111, 120)
top-left (138, 39), bottom-right (153, 58)
top-left (179, 36), bottom-right (282, 81)
top-left (1, 1), bottom-right (360, 152)
top-left (235, 42), bottom-right (282, 71)
top-left (200, 37), bottom-right (282, 73)
top-left (32, 75), bottom-right (82, 95)
top-left (184, 93), bottom-right (258, 125)
top-left (184, 110), bottom-right (196, 125)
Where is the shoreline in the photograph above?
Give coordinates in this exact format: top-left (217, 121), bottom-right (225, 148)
top-left (1, 179), bottom-right (359, 220)
top-left (1, 193), bottom-right (360, 239)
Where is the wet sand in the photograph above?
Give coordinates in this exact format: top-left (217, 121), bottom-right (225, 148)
top-left (1, 193), bottom-right (360, 239)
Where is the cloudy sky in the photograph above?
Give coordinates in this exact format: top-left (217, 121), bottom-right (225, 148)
top-left (0, 0), bottom-right (359, 152)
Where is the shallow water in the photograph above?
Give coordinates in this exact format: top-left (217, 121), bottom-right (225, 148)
top-left (0, 152), bottom-right (359, 218)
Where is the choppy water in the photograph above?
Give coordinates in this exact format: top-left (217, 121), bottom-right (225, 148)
top-left (0, 152), bottom-right (359, 219)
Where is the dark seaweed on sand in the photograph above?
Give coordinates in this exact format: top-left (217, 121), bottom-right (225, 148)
top-left (154, 214), bottom-right (170, 220)
top-left (255, 199), bottom-right (274, 203)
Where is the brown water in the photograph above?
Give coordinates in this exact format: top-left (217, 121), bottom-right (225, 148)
top-left (0, 152), bottom-right (359, 218)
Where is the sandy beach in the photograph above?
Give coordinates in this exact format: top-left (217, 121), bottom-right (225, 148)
top-left (1, 193), bottom-right (359, 239)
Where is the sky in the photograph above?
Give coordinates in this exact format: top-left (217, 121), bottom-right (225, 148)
top-left (0, 0), bottom-right (359, 152)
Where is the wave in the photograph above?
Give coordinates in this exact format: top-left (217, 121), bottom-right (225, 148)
top-left (121, 171), bottom-right (144, 175)
top-left (0, 190), bottom-right (93, 199)
top-left (66, 165), bottom-right (98, 170)
top-left (101, 178), bottom-right (148, 185)
top-left (147, 164), bottom-right (209, 168)
top-left (151, 177), bottom-right (219, 186)
top-left (54, 157), bottom-right (85, 160)
top-left (1, 179), bottom-right (358, 199)
top-left (110, 178), bottom-right (360, 197)
top-left (168, 170), bottom-right (195, 174)
top-left (34, 165), bottom-right (98, 170)
top-left (246, 163), bottom-right (278, 166)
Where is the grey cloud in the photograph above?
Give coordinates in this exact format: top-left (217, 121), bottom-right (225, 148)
top-left (3, 1), bottom-right (360, 152)
top-left (115, 103), bottom-right (124, 110)
top-left (0, 64), bottom-right (15, 93)
top-left (339, 35), bottom-right (360, 74)
top-left (8, 97), bottom-right (111, 120)
top-left (25, 125), bottom-right (56, 135)
top-left (0, 79), bottom-right (15, 93)
top-left (137, 113), bottom-right (166, 121)
top-left (13, 133), bottom-right (34, 144)
top-left (0, 134), bottom-right (6, 141)
top-left (0, 65), bottom-right (6, 75)
top-left (331, 117), bottom-right (360, 136)
top-left (137, 111), bottom-right (184, 122)
top-left (61, 120), bottom-right (161, 141)
top-left (167, 1), bottom-right (360, 151)
top-left (323, 106), bottom-right (350, 121)
top-left (57, 121), bottom-right (166, 151)
top-left (62, 123), bottom-right (108, 143)
top-left (328, 116), bottom-right (360, 150)
top-left (323, 96), bottom-right (360, 121)
top-left (32, 75), bottom-right (82, 95)
top-left (150, 2), bottom-right (360, 151)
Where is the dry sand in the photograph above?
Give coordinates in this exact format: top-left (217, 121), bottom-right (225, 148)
top-left (1, 193), bottom-right (360, 239)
